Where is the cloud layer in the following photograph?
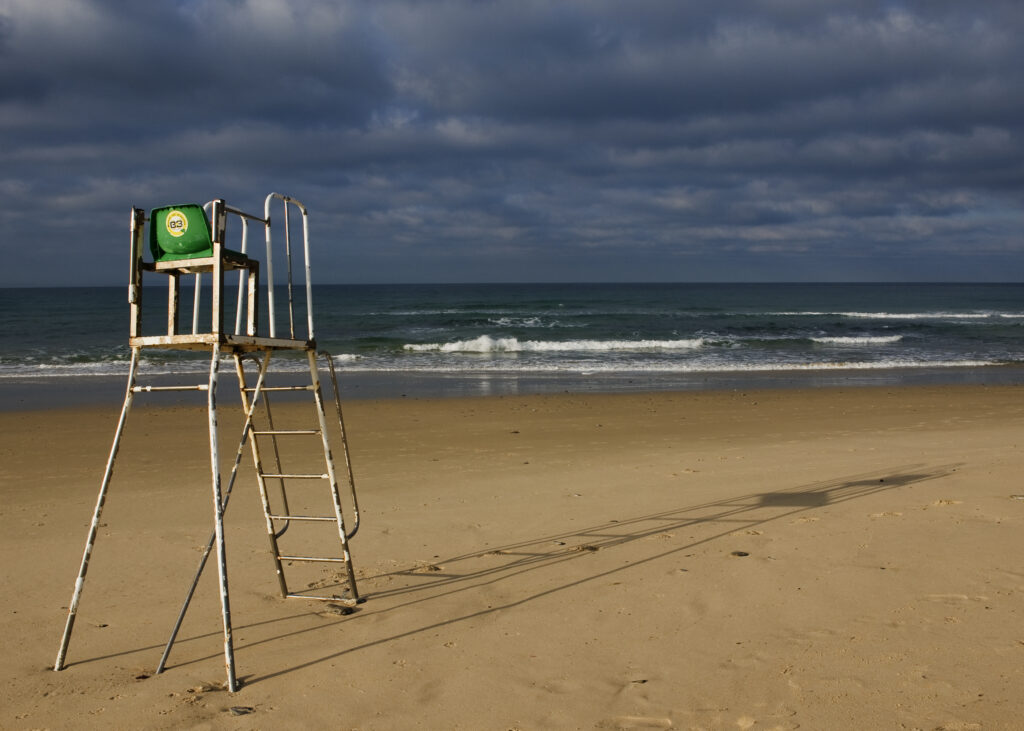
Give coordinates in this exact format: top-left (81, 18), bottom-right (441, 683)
top-left (2, 0), bottom-right (1022, 284)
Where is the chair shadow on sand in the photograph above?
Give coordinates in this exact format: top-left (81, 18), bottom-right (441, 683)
top-left (73, 461), bottom-right (958, 685)
top-left (373, 462), bottom-right (954, 596)
top-left (153, 460), bottom-right (954, 686)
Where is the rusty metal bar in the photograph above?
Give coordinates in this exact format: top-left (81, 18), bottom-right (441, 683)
top-left (55, 347), bottom-right (141, 671)
top-left (284, 202), bottom-right (295, 340)
top-left (302, 207), bottom-right (313, 340)
top-left (323, 351), bottom-right (360, 540)
top-left (308, 350), bottom-right (359, 602)
top-left (210, 200), bottom-right (226, 339)
top-left (263, 198), bottom-right (278, 339)
top-left (191, 273), bottom-right (201, 335)
top-left (168, 273), bottom-right (181, 336)
top-left (218, 202), bottom-right (268, 225)
top-left (234, 217), bottom-right (248, 335)
top-left (267, 514), bottom-right (336, 521)
top-left (264, 193), bottom-right (313, 342)
top-left (132, 384), bottom-right (208, 393)
top-left (259, 472), bottom-right (328, 479)
top-left (246, 259), bottom-right (259, 337)
top-left (241, 385), bottom-right (314, 392)
top-left (205, 197), bottom-right (269, 336)
top-left (197, 204), bottom-right (210, 337)
top-left (156, 350), bottom-right (270, 676)
top-left (206, 344), bottom-right (238, 692)
top-left (129, 209), bottom-right (144, 338)
top-left (236, 352), bottom-right (291, 597)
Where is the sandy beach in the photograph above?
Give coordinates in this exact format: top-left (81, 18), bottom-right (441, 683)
top-left (3, 384), bottom-right (1024, 729)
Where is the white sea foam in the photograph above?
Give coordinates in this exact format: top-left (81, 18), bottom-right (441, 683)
top-left (840, 312), bottom-right (991, 320)
top-left (488, 317), bottom-right (550, 328)
top-left (335, 358), bottom-right (1001, 374)
top-left (811, 335), bottom-right (904, 345)
top-left (0, 356), bottom-right (317, 378)
top-left (3, 354), bottom-right (1011, 379)
top-left (771, 311), bottom-right (995, 320)
top-left (404, 336), bottom-right (705, 353)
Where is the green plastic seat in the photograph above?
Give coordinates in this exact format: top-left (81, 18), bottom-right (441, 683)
top-left (149, 204), bottom-right (214, 262)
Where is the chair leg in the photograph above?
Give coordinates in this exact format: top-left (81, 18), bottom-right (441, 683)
top-left (55, 347), bottom-right (140, 671)
top-left (156, 352), bottom-right (270, 676)
top-left (207, 345), bottom-right (239, 692)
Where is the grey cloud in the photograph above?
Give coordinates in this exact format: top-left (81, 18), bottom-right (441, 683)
top-left (0, 0), bottom-right (1022, 285)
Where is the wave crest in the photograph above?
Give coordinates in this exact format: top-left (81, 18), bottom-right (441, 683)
top-left (811, 335), bottom-right (903, 345)
top-left (404, 335), bottom-right (705, 354)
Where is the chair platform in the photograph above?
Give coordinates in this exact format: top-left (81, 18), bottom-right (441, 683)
top-left (142, 251), bottom-right (252, 275)
top-left (129, 334), bottom-right (315, 352)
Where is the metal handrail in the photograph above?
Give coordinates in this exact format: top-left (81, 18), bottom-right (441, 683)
top-left (264, 193), bottom-right (313, 342)
top-left (203, 201), bottom-right (272, 336)
top-left (322, 350), bottom-right (360, 539)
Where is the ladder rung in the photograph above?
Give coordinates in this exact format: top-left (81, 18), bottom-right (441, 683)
top-left (269, 514), bottom-right (337, 522)
top-left (242, 385), bottom-right (315, 392)
top-left (279, 555), bottom-right (347, 563)
top-left (285, 594), bottom-right (357, 605)
top-left (253, 429), bottom-right (320, 436)
top-left (259, 473), bottom-right (328, 479)
top-left (132, 385), bottom-right (209, 392)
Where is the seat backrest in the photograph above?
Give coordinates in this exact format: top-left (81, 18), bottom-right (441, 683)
top-left (149, 204), bottom-right (213, 261)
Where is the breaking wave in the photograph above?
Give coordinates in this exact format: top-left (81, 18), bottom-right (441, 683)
top-left (404, 336), bottom-right (705, 353)
top-left (810, 336), bottom-right (904, 345)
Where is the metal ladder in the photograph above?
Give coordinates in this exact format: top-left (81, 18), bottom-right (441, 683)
top-left (151, 348), bottom-right (361, 680)
top-left (237, 350), bottom-right (360, 604)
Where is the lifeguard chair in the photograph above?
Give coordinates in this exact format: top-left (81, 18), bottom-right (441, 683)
top-left (54, 193), bottom-right (361, 692)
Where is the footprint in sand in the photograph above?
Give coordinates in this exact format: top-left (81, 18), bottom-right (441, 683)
top-left (869, 511), bottom-right (902, 518)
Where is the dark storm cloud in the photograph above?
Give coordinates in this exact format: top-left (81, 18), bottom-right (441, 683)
top-left (0, 0), bottom-right (1021, 285)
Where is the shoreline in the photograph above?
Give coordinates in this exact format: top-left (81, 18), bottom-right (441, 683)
top-left (3, 362), bottom-right (1024, 411)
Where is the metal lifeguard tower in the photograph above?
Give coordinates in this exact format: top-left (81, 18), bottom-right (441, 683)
top-left (54, 193), bottom-right (361, 692)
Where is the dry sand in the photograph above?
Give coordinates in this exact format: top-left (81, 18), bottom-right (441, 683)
top-left (2, 384), bottom-right (1024, 729)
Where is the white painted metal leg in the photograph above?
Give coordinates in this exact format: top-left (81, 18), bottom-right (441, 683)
top-left (207, 345), bottom-right (238, 692)
top-left (156, 352), bottom-right (270, 676)
top-left (55, 347), bottom-right (140, 671)
top-left (308, 350), bottom-right (360, 602)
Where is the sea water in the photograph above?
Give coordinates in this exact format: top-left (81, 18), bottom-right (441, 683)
top-left (2, 283), bottom-right (1023, 403)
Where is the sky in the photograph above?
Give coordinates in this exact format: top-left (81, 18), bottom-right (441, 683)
top-left (1, 0), bottom-right (1022, 286)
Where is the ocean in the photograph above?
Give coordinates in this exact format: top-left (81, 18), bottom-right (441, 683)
top-left (2, 282), bottom-right (1023, 405)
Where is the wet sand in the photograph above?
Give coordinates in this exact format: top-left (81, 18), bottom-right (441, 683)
top-left (3, 385), bottom-right (1024, 728)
